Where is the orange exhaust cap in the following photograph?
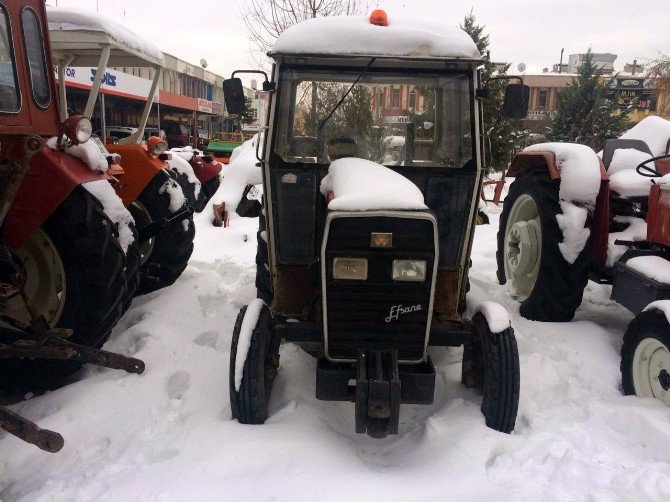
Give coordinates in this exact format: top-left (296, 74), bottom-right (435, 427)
top-left (369, 9), bottom-right (388, 27)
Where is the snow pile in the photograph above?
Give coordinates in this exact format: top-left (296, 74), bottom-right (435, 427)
top-left (607, 216), bottom-right (647, 266)
top-left (82, 180), bottom-right (135, 253)
top-left (167, 153), bottom-right (202, 199)
top-left (474, 301), bottom-right (511, 333)
top-left (47, 6), bottom-right (163, 64)
top-left (320, 158), bottom-right (427, 211)
top-left (524, 143), bottom-right (601, 263)
top-left (619, 116), bottom-right (670, 156)
top-left (205, 134), bottom-right (263, 216)
top-left (626, 255), bottom-right (670, 284)
top-left (169, 146), bottom-right (198, 162)
top-left (609, 169), bottom-right (654, 198)
top-left (159, 178), bottom-right (186, 213)
top-left (46, 137), bottom-right (108, 173)
top-left (272, 15), bottom-right (480, 60)
top-left (607, 148), bottom-right (653, 175)
top-left (644, 299), bottom-right (670, 323)
top-left (234, 299), bottom-right (266, 391)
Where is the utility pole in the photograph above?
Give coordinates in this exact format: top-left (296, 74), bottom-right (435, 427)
top-left (559, 48), bottom-right (564, 74)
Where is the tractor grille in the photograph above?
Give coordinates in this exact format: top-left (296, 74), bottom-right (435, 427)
top-left (321, 212), bottom-right (438, 362)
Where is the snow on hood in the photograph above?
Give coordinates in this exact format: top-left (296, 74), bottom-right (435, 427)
top-left (46, 137), bottom-right (108, 174)
top-left (167, 153), bottom-right (201, 199)
top-left (524, 143), bottom-right (601, 205)
top-left (619, 116), bottom-right (670, 156)
top-left (47, 6), bottom-right (163, 64)
top-left (320, 157), bottom-right (427, 211)
top-left (271, 15), bottom-right (480, 60)
top-left (169, 146), bottom-right (202, 162)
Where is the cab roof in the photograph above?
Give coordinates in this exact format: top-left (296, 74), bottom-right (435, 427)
top-left (270, 14), bottom-right (480, 62)
top-left (46, 6), bottom-right (163, 67)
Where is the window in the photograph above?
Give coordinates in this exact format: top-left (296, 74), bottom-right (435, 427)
top-left (0, 5), bottom-right (20, 112)
top-left (409, 89), bottom-right (416, 109)
top-left (391, 87), bottom-right (400, 108)
top-left (21, 7), bottom-right (50, 108)
top-left (538, 89), bottom-right (548, 109)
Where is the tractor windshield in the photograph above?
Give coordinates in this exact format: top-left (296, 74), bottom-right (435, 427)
top-left (0, 5), bottom-right (20, 113)
top-left (275, 68), bottom-right (473, 168)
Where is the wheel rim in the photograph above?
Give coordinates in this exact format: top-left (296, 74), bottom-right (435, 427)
top-left (632, 337), bottom-right (670, 406)
top-left (1, 229), bottom-right (66, 328)
top-left (129, 201), bottom-right (154, 266)
top-left (504, 194), bottom-right (542, 301)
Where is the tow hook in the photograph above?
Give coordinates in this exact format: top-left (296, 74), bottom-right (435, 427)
top-left (138, 205), bottom-right (194, 242)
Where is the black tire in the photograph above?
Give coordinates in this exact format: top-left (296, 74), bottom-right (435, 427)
top-left (496, 170), bottom-right (590, 322)
top-left (200, 175), bottom-right (221, 207)
top-left (0, 186), bottom-right (127, 394)
top-left (172, 169), bottom-right (207, 213)
top-left (132, 171), bottom-right (195, 296)
top-left (462, 312), bottom-right (520, 433)
top-left (621, 309), bottom-right (670, 403)
top-left (121, 223), bottom-right (141, 314)
top-left (476, 209), bottom-right (490, 225)
top-left (229, 301), bottom-right (280, 424)
top-left (255, 212), bottom-right (273, 304)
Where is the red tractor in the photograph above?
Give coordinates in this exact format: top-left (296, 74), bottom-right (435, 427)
top-left (497, 117), bottom-right (670, 405)
top-left (0, 0), bottom-right (144, 452)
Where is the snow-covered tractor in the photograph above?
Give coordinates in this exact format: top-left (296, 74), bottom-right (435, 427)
top-left (47, 6), bottom-right (200, 295)
top-left (497, 117), bottom-right (670, 405)
top-left (0, 0), bottom-right (144, 452)
top-left (225, 11), bottom-right (528, 437)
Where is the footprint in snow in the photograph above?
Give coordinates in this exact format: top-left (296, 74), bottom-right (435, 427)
top-left (193, 330), bottom-right (219, 348)
top-left (166, 371), bottom-right (191, 400)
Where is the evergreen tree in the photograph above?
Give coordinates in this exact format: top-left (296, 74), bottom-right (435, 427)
top-left (460, 10), bottom-right (527, 171)
top-left (548, 49), bottom-right (632, 150)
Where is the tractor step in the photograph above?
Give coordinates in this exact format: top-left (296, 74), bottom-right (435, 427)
top-left (612, 251), bottom-right (670, 314)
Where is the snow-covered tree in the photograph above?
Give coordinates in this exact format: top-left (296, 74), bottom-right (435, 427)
top-left (460, 10), bottom-right (527, 171)
top-left (548, 49), bottom-right (631, 150)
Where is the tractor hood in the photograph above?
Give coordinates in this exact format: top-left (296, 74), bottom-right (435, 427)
top-left (319, 158), bottom-right (427, 211)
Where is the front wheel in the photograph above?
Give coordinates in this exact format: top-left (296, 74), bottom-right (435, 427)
top-left (621, 309), bottom-right (670, 406)
top-left (229, 300), bottom-right (280, 424)
top-left (462, 312), bottom-right (520, 433)
top-left (496, 170), bottom-right (590, 322)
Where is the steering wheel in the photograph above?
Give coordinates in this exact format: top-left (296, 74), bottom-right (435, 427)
top-left (636, 153), bottom-right (670, 178)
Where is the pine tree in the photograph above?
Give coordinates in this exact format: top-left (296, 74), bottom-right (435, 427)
top-left (460, 10), bottom-right (527, 171)
top-left (548, 49), bottom-right (632, 150)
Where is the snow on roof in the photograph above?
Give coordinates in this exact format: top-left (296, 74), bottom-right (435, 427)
top-left (524, 143), bottom-right (601, 205)
top-left (47, 6), bottom-right (163, 66)
top-left (271, 15), bottom-right (480, 60)
top-left (320, 157), bottom-right (427, 211)
top-left (619, 116), bottom-right (670, 157)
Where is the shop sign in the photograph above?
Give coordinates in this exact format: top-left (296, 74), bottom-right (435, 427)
top-left (54, 66), bottom-right (158, 101)
top-left (197, 98), bottom-right (213, 113)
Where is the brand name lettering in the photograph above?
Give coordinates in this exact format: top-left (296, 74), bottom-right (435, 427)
top-left (385, 304), bottom-right (422, 323)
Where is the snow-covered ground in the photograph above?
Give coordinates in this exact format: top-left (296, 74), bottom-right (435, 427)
top-left (2, 198), bottom-right (670, 500)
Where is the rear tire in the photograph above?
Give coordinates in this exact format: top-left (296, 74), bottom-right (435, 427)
top-left (496, 170), bottom-right (590, 322)
top-left (0, 186), bottom-right (127, 394)
top-left (229, 301), bottom-right (280, 424)
top-left (256, 212), bottom-right (273, 304)
top-left (121, 223), bottom-right (141, 313)
top-left (621, 309), bottom-right (670, 406)
top-left (131, 171), bottom-right (195, 295)
top-left (462, 312), bottom-right (520, 433)
top-left (200, 175), bottom-right (221, 206)
top-left (172, 170), bottom-right (207, 213)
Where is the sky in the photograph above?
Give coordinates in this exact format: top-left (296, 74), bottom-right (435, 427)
top-left (50, 0), bottom-right (670, 82)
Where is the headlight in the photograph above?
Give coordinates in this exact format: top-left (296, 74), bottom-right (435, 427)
top-left (147, 136), bottom-right (168, 155)
top-left (333, 257), bottom-right (368, 280)
top-left (392, 260), bottom-right (427, 282)
top-left (75, 117), bottom-right (92, 143)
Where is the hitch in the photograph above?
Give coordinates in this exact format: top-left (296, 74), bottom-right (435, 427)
top-left (0, 405), bottom-right (64, 453)
top-left (138, 205), bottom-right (194, 242)
top-left (355, 350), bottom-right (401, 438)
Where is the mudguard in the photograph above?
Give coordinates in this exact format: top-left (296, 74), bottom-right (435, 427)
top-left (191, 155), bottom-right (222, 184)
top-left (104, 144), bottom-right (167, 206)
top-left (4, 146), bottom-right (102, 250)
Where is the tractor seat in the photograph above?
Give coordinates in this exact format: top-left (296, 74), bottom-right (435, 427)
top-left (603, 139), bottom-right (656, 199)
top-left (603, 139), bottom-right (653, 171)
top-left (328, 137), bottom-right (359, 160)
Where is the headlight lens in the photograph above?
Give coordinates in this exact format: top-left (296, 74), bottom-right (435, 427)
top-left (333, 257), bottom-right (368, 280)
top-left (75, 117), bottom-right (92, 143)
top-left (392, 259), bottom-right (427, 282)
top-left (152, 139), bottom-right (168, 155)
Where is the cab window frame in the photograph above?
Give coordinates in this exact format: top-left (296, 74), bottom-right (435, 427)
top-left (0, 2), bottom-right (22, 115)
top-left (20, 5), bottom-right (50, 110)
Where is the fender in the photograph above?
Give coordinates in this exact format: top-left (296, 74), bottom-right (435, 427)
top-left (105, 144), bottom-right (167, 206)
top-left (506, 149), bottom-right (610, 267)
top-left (190, 155), bottom-right (222, 184)
top-left (4, 146), bottom-right (103, 249)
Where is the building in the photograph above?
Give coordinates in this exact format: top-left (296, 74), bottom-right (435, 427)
top-left (519, 73), bottom-right (574, 131)
top-left (568, 53), bottom-right (617, 75)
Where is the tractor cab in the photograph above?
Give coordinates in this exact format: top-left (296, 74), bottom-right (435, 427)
top-left (226, 12), bottom-right (528, 438)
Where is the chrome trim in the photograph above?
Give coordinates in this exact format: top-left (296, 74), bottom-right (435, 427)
top-left (0, 2), bottom-right (22, 115)
top-left (320, 210), bottom-right (440, 364)
top-left (19, 6), bottom-right (51, 110)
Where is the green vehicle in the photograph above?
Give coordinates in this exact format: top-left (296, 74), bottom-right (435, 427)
top-left (207, 132), bottom-right (250, 163)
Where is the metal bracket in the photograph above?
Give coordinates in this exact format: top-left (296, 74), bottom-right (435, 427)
top-left (137, 205), bottom-right (194, 242)
top-left (355, 350), bottom-right (401, 438)
top-left (0, 405), bottom-right (64, 453)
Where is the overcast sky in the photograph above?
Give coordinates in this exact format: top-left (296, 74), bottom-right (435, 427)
top-left (52, 0), bottom-right (669, 82)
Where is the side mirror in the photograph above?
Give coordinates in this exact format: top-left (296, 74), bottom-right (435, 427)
top-left (503, 84), bottom-right (530, 119)
top-left (223, 78), bottom-right (246, 115)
